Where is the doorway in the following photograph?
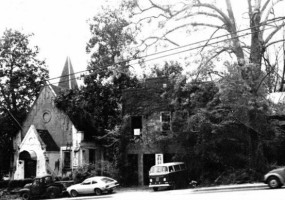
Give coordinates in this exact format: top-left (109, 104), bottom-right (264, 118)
top-left (19, 150), bottom-right (37, 178)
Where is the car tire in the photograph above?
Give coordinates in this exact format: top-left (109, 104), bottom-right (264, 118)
top-left (94, 188), bottom-right (102, 195)
top-left (268, 176), bottom-right (281, 189)
top-left (171, 183), bottom-right (177, 190)
top-left (21, 192), bottom-right (30, 200)
top-left (153, 187), bottom-right (158, 191)
top-left (70, 190), bottom-right (78, 197)
top-left (47, 187), bottom-right (60, 199)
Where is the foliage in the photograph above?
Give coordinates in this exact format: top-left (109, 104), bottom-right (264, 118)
top-left (71, 161), bottom-right (119, 184)
top-left (167, 64), bottom-right (281, 183)
top-left (86, 5), bottom-right (138, 80)
top-left (55, 73), bottom-right (139, 141)
top-left (0, 29), bottom-right (48, 173)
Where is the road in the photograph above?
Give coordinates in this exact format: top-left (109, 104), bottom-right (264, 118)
top-left (53, 186), bottom-right (285, 200)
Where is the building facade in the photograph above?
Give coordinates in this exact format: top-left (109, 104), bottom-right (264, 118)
top-left (122, 77), bottom-right (187, 186)
top-left (12, 57), bottom-right (103, 179)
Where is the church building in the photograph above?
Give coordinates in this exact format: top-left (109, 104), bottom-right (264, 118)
top-left (12, 57), bottom-right (103, 179)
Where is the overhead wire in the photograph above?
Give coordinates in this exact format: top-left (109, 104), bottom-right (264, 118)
top-left (46, 17), bottom-right (285, 86)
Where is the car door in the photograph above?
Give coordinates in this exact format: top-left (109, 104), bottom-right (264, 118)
top-left (78, 180), bottom-right (92, 194)
top-left (30, 178), bottom-right (45, 196)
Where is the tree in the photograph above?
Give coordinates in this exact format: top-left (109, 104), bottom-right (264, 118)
top-left (56, 7), bottom-right (139, 143)
top-left (0, 29), bottom-right (48, 174)
top-left (86, 6), bottom-right (138, 81)
top-left (122, 0), bottom-right (285, 89)
top-left (119, 0), bottom-right (285, 176)
top-left (55, 8), bottom-right (140, 183)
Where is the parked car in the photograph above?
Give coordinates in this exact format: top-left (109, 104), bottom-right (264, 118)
top-left (264, 167), bottom-right (285, 188)
top-left (149, 162), bottom-right (189, 191)
top-left (66, 176), bottom-right (119, 197)
top-left (19, 175), bottom-right (73, 200)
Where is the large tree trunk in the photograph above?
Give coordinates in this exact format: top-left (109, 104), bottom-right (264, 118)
top-left (249, 1), bottom-right (263, 74)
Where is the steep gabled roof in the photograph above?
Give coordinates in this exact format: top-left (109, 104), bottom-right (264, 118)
top-left (37, 129), bottom-right (59, 151)
top-left (58, 57), bottom-right (78, 90)
top-left (49, 84), bottom-right (65, 96)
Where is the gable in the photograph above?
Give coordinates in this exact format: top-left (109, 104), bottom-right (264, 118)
top-left (20, 125), bottom-right (44, 150)
top-left (21, 85), bottom-right (76, 147)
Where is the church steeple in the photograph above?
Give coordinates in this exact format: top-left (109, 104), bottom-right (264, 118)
top-left (58, 57), bottom-right (78, 90)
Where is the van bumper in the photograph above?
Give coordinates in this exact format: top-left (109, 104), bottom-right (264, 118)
top-left (149, 183), bottom-right (170, 188)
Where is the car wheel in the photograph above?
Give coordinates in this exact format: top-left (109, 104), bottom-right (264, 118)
top-left (94, 188), bottom-right (102, 195)
top-left (70, 190), bottom-right (78, 197)
top-left (47, 187), bottom-right (60, 199)
top-left (21, 192), bottom-right (30, 200)
top-left (153, 187), bottom-right (158, 191)
top-left (268, 176), bottom-right (281, 189)
top-left (171, 183), bottom-right (177, 190)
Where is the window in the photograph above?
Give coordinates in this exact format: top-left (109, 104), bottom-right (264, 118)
top-left (161, 112), bottom-right (171, 131)
top-left (131, 116), bottom-right (142, 135)
top-left (63, 151), bottom-right (71, 170)
top-left (82, 181), bottom-right (91, 185)
top-left (180, 164), bottom-right (186, 170)
top-left (89, 149), bottom-right (95, 164)
top-left (174, 165), bottom-right (180, 171)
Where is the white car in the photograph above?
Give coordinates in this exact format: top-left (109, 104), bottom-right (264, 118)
top-left (66, 176), bottom-right (119, 197)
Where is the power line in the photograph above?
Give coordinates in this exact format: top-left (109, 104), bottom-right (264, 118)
top-left (46, 16), bottom-right (285, 83)
top-left (48, 21), bottom-right (285, 86)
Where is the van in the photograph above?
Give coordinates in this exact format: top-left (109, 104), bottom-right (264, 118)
top-left (149, 162), bottom-right (188, 191)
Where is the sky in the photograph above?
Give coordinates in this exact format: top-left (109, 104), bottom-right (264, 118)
top-left (0, 0), bottom-right (113, 84)
top-left (0, 0), bottom-right (284, 85)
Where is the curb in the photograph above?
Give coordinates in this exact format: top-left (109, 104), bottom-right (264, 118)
top-left (193, 183), bottom-right (268, 192)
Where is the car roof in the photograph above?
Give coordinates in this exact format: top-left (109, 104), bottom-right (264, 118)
top-left (35, 174), bottom-right (52, 179)
top-left (152, 162), bottom-right (185, 167)
top-left (84, 176), bottom-right (112, 181)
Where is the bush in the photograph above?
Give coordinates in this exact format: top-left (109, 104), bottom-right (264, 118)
top-left (72, 161), bottom-right (119, 184)
top-left (0, 180), bottom-right (9, 188)
top-left (7, 179), bottom-right (33, 190)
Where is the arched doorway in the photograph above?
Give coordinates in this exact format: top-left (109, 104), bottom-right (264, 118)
top-left (19, 150), bottom-right (37, 178)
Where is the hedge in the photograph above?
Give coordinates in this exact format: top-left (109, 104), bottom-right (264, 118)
top-left (6, 179), bottom-right (33, 190)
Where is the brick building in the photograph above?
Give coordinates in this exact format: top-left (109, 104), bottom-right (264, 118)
top-left (122, 77), bottom-right (186, 186)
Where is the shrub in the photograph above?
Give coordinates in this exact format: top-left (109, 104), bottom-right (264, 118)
top-left (7, 179), bottom-right (33, 190)
top-left (0, 180), bottom-right (9, 188)
top-left (72, 161), bottom-right (119, 184)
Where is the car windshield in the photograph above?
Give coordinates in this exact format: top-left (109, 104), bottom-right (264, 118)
top-left (150, 166), bottom-right (168, 173)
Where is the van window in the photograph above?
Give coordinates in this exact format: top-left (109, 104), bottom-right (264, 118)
top-left (180, 164), bottom-right (186, 170)
top-left (150, 166), bottom-right (168, 173)
top-left (174, 165), bottom-right (180, 171)
top-left (169, 166), bottom-right (174, 172)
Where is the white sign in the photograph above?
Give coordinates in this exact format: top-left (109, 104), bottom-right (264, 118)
top-left (134, 129), bottom-right (141, 136)
top-left (155, 154), bottom-right (163, 165)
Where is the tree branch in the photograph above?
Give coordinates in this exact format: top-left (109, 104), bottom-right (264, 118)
top-left (265, 39), bottom-right (285, 48)
top-left (192, 3), bottom-right (231, 26)
top-left (264, 22), bottom-right (285, 45)
top-left (261, 0), bottom-right (283, 32)
top-left (175, 11), bottom-right (225, 24)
